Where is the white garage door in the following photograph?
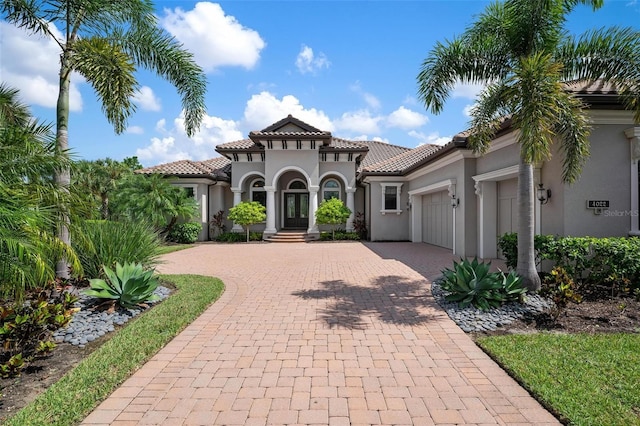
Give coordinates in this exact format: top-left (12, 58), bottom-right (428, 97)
top-left (422, 191), bottom-right (453, 249)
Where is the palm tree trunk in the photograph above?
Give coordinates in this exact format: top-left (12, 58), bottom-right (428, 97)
top-left (516, 156), bottom-right (541, 291)
top-left (55, 57), bottom-right (72, 279)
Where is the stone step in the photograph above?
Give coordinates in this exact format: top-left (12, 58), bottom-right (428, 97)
top-left (265, 231), bottom-right (311, 243)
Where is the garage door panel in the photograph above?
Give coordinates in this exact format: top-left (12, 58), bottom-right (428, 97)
top-left (421, 191), bottom-right (453, 249)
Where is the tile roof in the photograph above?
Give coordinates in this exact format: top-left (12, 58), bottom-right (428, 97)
top-left (362, 143), bottom-right (442, 174)
top-left (564, 79), bottom-right (621, 95)
top-left (356, 140), bottom-right (412, 171)
top-left (138, 157), bottom-right (231, 180)
top-left (216, 138), bottom-right (256, 151)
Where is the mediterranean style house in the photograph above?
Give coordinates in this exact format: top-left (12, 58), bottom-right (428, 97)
top-left (140, 81), bottom-right (640, 258)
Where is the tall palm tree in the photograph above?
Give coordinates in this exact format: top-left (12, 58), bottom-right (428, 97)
top-left (0, 84), bottom-right (81, 300)
top-left (1, 0), bottom-right (207, 277)
top-left (417, 0), bottom-right (640, 291)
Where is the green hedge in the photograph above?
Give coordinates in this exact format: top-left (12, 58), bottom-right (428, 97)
top-left (320, 230), bottom-right (361, 241)
top-left (167, 222), bottom-right (201, 244)
top-left (498, 233), bottom-right (640, 294)
top-left (215, 231), bottom-right (263, 242)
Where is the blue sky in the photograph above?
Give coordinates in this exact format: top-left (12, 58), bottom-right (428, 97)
top-left (1, 0), bottom-right (638, 166)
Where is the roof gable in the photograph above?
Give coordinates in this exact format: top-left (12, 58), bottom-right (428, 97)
top-left (259, 114), bottom-right (324, 133)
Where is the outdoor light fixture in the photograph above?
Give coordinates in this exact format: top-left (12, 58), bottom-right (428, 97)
top-left (451, 195), bottom-right (460, 208)
top-left (537, 183), bottom-right (551, 205)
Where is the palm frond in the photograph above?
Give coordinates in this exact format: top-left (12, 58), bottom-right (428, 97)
top-left (467, 82), bottom-right (514, 154)
top-left (119, 25), bottom-right (207, 137)
top-left (71, 37), bottom-right (138, 134)
top-left (554, 94), bottom-right (591, 183)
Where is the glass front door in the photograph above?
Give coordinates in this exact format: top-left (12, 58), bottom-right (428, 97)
top-left (284, 192), bottom-right (309, 229)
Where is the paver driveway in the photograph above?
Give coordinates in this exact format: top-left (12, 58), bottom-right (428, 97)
top-left (83, 242), bottom-right (559, 425)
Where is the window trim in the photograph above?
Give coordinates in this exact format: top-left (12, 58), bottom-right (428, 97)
top-left (287, 178), bottom-right (308, 191)
top-left (380, 183), bottom-right (403, 215)
top-left (321, 178), bottom-right (342, 202)
top-left (250, 178), bottom-right (266, 207)
top-left (175, 184), bottom-right (197, 199)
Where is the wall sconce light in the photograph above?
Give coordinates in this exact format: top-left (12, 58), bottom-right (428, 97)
top-left (451, 195), bottom-right (460, 208)
top-left (537, 183), bottom-right (551, 205)
top-left (406, 199), bottom-right (412, 211)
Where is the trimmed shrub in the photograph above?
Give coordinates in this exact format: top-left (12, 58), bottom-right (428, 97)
top-left (167, 222), bottom-right (201, 244)
top-left (320, 230), bottom-right (360, 241)
top-left (215, 231), bottom-right (263, 242)
top-left (498, 233), bottom-right (640, 296)
top-left (73, 220), bottom-right (161, 279)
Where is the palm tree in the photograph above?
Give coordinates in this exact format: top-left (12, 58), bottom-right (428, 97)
top-left (112, 173), bottom-right (198, 237)
top-left (0, 84), bottom-right (81, 300)
top-left (1, 0), bottom-right (207, 277)
top-left (72, 158), bottom-right (130, 219)
top-left (417, 0), bottom-right (640, 291)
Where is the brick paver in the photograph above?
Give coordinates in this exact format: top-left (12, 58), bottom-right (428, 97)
top-left (82, 242), bottom-right (559, 425)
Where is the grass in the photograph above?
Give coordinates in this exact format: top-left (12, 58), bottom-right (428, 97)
top-left (477, 333), bottom-right (640, 426)
top-left (155, 243), bottom-right (195, 255)
top-left (5, 274), bottom-right (224, 426)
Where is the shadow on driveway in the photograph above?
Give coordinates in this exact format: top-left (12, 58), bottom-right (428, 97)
top-left (292, 275), bottom-right (441, 330)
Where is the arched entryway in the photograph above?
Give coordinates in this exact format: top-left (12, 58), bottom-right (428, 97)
top-left (283, 178), bottom-right (309, 229)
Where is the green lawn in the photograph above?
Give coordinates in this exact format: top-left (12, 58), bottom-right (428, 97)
top-left (477, 333), bottom-right (640, 426)
top-left (6, 275), bottom-right (224, 426)
top-left (155, 243), bottom-right (195, 255)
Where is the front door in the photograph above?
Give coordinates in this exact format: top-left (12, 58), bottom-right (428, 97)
top-left (284, 192), bottom-right (309, 229)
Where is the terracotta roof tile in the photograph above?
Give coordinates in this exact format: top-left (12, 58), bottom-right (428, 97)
top-left (138, 157), bottom-right (231, 179)
top-left (216, 138), bottom-right (255, 151)
top-left (363, 143), bottom-right (442, 174)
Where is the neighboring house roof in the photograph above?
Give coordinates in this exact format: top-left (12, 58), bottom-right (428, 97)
top-left (362, 143), bottom-right (442, 175)
top-left (138, 157), bottom-right (231, 181)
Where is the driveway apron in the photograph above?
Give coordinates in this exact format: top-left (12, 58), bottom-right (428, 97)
top-left (82, 242), bottom-right (559, 425)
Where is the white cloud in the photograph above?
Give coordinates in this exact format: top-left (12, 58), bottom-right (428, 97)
top-left (334, 110), bottom-right (383, 134)
top-left (0, 21), bottom-right (83, 111)
top-left (452, 81), bottom-right (485, 100)
top-left (295, 45), bottom-right (330, 74)
top-left (160, 2), bottom-right (265, 72)
top-left (386, 106), bottom-right (428, 129)
top-left (136, 136), bottom-right (185, 163)
top-left (137, 112), bottom-right (244, 164)
top-left (242, 92), bottom-right (334, 131)
top-left (350, 81), bottom-right (381, 110)
top-left (132, 86), bottom-right (161, 111)
top-left (463, 104), bottom-right (475, 117)
top-left (126, 125), bottom-right (145, 134)
top-left (408, 130), bottom-right (451, 146)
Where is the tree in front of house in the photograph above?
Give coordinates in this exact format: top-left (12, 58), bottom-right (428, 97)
top-left (227, 202), bottom-right (266, 242)
top-left (417, 0), bottom-right (640, 291)
top-left (1, 0), bottom-right (207, 277)
top-left (111, 173), bottom-right (199, 237)
top-left (315, 198), bottom-right (352, 240)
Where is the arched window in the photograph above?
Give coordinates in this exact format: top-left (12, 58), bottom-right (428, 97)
top-left (322, 179), bottom-right (341, 201)
top-left (250, 179), bottom-right (266, 207)
top-left (288, 179), bottom-right (307, 190)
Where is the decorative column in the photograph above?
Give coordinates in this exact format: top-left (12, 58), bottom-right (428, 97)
top-left (625, 127), bottom-right (640, 235)
top-left (346, 188), bottom-right (356, 232)
top-left (231, 188), bottom-right (243, 232)
top-left (474, 180), bottom-right (498, 259)
top-left (264, 186), bottom-right (277, 236)
top-left (307, 186), bottom-right (319, 236)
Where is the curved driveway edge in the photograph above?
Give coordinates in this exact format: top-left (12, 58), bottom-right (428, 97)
top-left (82, 242), bottom-right (559, 425)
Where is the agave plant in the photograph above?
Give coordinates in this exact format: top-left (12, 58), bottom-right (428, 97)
top-left (84, 262), bottom-right (159, 309)
top-left (440, 258), bottom-right (507, 310)
top-left (500, 270), bottom-right (528, 303)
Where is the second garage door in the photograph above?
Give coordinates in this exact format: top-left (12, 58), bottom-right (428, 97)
top-left (422, 191), bottom-right (453, 249)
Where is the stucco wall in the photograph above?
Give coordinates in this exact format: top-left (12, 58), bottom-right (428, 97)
top-left (475, 140), bottom-right (519, 176)
top-left (231, 162), bottom-right (265, 189)
top-left (368, 179), bottom-right (410, 241)
top-left (561, 123), bottom-right (633, 237)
